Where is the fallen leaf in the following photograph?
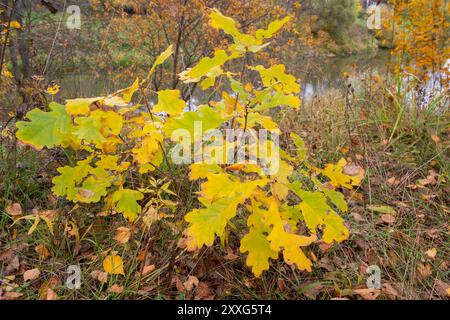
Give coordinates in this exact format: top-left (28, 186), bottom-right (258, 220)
top-left (223, 248), bottom-right (239, 261)
top-left (417, 170), bottom-right (439, 187)
top-left (141, 264), bottom-right (155, 276)
top-left (142, 206), bottom-right (159, 229)
top-left (430, 134), bottom-right (441, 144)
top-left (353, 288), bottom-right (381, 300)
top-left (351, 212), bottom-right (364, 222)
top-left (90, 270), bottom-right (108, 283)
top-left (107, 285), bottom-right (124, 294)
top-left (46, 288), bottom-right (59, 300)
top-left (425, 248), bottom-right (437, 260)
top-left (23, 268), bottom-right (40, 282)
top-left (195, 281), bottom-right (212, 300)
top-left (175, 277), bottom-right (185, 292)
top-left (318, 242), bottom-right (333, 253)
top-left (35, 244), bottom-right (50, 260)
top-left (0, 249), bottom-right (14, 262)
top-left (2, 292), bottom-right (23, 300)
top-left (5, 255), bottom-right (19, 274)
top-left (184, 276), bottom-right (199, 291)
top-left (433, 279), bottom-right (449, 298)
top-left (38, 276), bottom-right (60, 300)
top-left (381, 214), bottom-right (396, 224)
top-left (417, 263), bottom-right (432, 279)
top-left (386, 177), bottom-right (397, 185)
top-left (103, 255), bottom-right (124, 275)
top-left (6, 203), bottom-right (22, 216)
top-left (114, 227), bottom-right (131, 244)
top-left (381, 283), bottom-right (400, 298)
top-left (343, 163), bottom-right (365, 181)
top-left (277, 278), bottom-right (287, 292)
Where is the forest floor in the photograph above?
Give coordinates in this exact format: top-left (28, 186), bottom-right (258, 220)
top-left (1, 86), bottom-right (448, 300)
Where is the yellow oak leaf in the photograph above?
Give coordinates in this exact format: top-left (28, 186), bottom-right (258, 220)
top-left (240, 206), bottom-right (277, 276)
top-left (251, 64), bottom-right (300, 94)
top-left (297, 190), bottom-right (349, 243)
top-left (263, 204), bottom-right (315, 271)
top-left (319, 158), bottom-right (363, 189)
top-left (112, 189), bottom-right (144, 221)
top-left (103, 255), bottom-right (124, 275)
top-left (153, 89), bottom-right (186, 115)
top-left (66, 98), bottom-right (100, 116)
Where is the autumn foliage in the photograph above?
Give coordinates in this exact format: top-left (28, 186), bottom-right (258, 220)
top-left (14, 9), bottom-right (364, 277)
top-left (389, 0), bottom-right (449, 86)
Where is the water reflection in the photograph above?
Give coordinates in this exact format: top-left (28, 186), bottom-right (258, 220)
top-left (55, 50), bottom-right (419, 105)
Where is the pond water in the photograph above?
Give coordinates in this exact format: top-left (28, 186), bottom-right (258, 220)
top-left (54, 50), bottom-right (389, 101)
top-left (55, 50), bottom-right (393, 103)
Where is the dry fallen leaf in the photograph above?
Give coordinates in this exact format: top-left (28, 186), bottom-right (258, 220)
top-left (107, 285), bottom-right (124, 294)
top-left (353, 288), bottom-right (381, 300)
top-left (35, 244), bottom-right (50, 260)
top-left (184, 276), bottom-right (199, 291)
top-left (141, 264), bottom-right (155, 276)
top-left (195, 281), bottom-right (213, 300)
top-left (2, 292), bottom-right (23, 300)
top-left (387, 176), bottom-right (397, 185)
top-left (142, 206), bottom-right (160, 229)
top-left (38, 276), bottom-right (60, 300)
top-left (433, 279), bottom-right (449, 298)
top-left (425, 248), bottom-right (437, 260)
top-left (90, 270), bottom-right (108, 283)
top-left (6, 203), bottom-right (22, 216)
top-left (46, 288), bottom-right (59, 300)
top-left (0, 249), bottom-right (14, 262)
top-left (417, 263), bottom-right (432, 279)
top-left (114, 227), bottom-right (131, 244)
top-left (223, 248), bottom-right (240, 261)
top-left (381, 283), bottom-right (400, 298)
top-left (23, 268), bottom-right (40, 282)
top-left (430, 134), bottom-right (441, 144)
top-left (174, 277), bottom-right (185, 292)
top-left (351, 212), bottom-right (364, 222)
top-left (5, 255), bottom-right (20, 274)
top-left (381, 214), bottom-right (396, 224)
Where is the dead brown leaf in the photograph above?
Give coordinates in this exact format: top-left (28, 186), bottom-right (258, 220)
top-left (90, 270), bottom-right (108, 283)
top-left (223, 248), bottom-right (240, 261)
top-left (141, 264), bottom-right (155, 276)
top-left (387, 176), bottom-right (397, 186)
top-left (35, 244), bottom-right (50, 260)
top-left (114, 227), bottom-right (131, 244)
top-left (108, 285), bottom-right (124, 294)
top-left (425, 248), bottom-right (437, 260)
top-left (23, 268), bottom-right (40, 282)
top-left (433, 279), bottom-right (449, 298)
top-left (1, 292), bottom-right (23, 300)
top-left (353, 288), bottom-right (381, 300)
top-left (195, 281), bottom-right (213, 300)
top-left (175, 277), bottom-right (185, 292)
top-left (0, 249), bottom-right (14, 262)
top-left (46, 288), bottom-right (59, 300)
top-left (417, 263), bottom-right (432, 279)
top-left (6, 203), bottom-right (22, 216)
top-left (381, 283), bottom-right (400, 298)
top-left (184, 276), bottom-right (199, 291)
top-left (381, 214), bottom-right (396, 224)
top-left (430, 134), bottom-right (441, 144)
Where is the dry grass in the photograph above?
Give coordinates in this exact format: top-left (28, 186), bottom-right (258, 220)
top-left (0, 85), bottom-right (448, 300)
